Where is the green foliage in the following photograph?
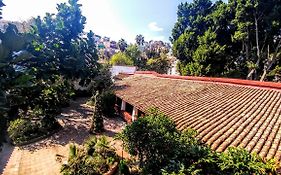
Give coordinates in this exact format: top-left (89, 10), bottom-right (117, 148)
top-left (116, 108), bottom-right (179, 174)
top-left (110, 52), bottom-right (134, 66)
top-left (125, 44), bottom-right (141, 64)
top-left (172, 0), bottom-right (281, 80)
top-left (61, 136), bottom-right (118, 175)
top-left (119, 160), bottom-right (130, 175)
top-left (29, 0), bottom-right (98, 80)
top-left (99, 90), bottom-right (116, 118)
top-left (7, 106), bottom-right (60, 145)
top-left (146, 54), bottom-right (171, 74)
top-left (93, 64), bottom-right (113, 92)
top-left (217, 147), bottom-right (277, 175)
top-left (90, 91), bottom-right (104, 133)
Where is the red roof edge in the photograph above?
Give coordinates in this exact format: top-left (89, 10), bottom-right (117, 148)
top-left (135, 71), bottom-right (281, 90)
top-left (135, 71), bottom-right (159, 75)
top-left (118, 72), bottom-right (135, 75)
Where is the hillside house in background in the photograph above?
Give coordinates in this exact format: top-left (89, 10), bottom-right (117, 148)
top-left (110, 65), bottom-right (136, 78)
top-left (114, 71), bottom-right (281, 163)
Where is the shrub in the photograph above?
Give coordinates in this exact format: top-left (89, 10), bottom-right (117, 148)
top-left (61, 136), bottom-right (118, 175)
top-left (8, 118), bottom-right (40, 144)
top-left (119, 160), bottom-right (130, 175)
top-left (146, 54), bottom-right (171, 74)
top-left (7, 108), bottom-right (60, 145)
top-left (110, 52), bottom-right (134, 66)
top-left (116, 108), bottom-right (179, 174)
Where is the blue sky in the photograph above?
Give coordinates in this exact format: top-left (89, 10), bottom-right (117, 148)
top-left (2, 0), bottom-right (190, 43)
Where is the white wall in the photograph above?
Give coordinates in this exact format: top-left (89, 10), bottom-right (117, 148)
top-left (110, 66), bottom-right (137, 77)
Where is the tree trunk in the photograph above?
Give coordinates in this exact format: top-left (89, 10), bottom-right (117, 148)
top-left (247, 15), bottom-right (260, 80)
top-left (260, 40), bottom-right (281, 81)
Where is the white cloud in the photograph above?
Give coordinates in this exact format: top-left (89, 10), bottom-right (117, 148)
top-left (148, 22), bottom-right (163, 32)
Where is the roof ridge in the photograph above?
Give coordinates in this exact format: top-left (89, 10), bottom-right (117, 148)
top-left (135, 71), bottom-right (281, 90)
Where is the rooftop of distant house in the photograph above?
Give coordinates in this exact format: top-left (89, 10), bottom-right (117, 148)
top-left (114, 71), bottom-right (281, 162)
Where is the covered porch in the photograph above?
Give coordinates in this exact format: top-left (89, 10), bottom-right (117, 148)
top-left (115, 96), bottom-right (145, 123)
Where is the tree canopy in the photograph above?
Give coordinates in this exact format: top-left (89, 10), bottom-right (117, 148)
top-left (172, 0), bottom-right (281, 81)
top-left (0, 0), bottom-right (106, 148)
top-left (109, 52), bottom-right (134, 66)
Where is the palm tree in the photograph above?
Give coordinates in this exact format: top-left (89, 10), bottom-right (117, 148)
top-left (118, 38), bottom-right (128, 52)
top-left (135, 34), bottom-right (145, 46)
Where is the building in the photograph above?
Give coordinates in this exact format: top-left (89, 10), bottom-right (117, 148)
top-left (110, 65), bottom-right (137, 78)
top-left (114, 71), bottom-right (281, 162)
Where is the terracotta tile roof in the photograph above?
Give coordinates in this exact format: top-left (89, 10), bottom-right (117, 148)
top-left (114, 73), bottom-right (281, 162)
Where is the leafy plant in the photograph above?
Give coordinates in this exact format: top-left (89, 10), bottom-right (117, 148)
top-left (61, 136), bottom-right (118, 175)
top-left (110, 52), bottom-right (134, 66)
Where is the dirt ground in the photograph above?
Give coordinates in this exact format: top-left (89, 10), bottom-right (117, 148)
top-left (0, 98), bottom-right (127, 175)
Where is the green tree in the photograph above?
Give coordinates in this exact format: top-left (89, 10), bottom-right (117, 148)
top-left (118, 38), bottom-right (128, 52)
top-left (90, 91), bottom-right (104, 133)
top-left (0, 24), bottom-right (32, 148)
top-left (135, 34), bottom-right (144, 46)
top-left (172, 0), bottom-right (281, 80)
top-left (146, 54), bottom-right (171, 74)
top-left (116, 108), bottom-right (179, 174)
top-left (125, 44), bottom-right (141, 63)
top-left (171, 0), bottom-right (213, 42)
top-left (110, 52), bottom-right (134, 66)
top-left (29, 0), bottom-right (98, 80)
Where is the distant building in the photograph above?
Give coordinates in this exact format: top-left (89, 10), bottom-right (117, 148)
top-left (110, 65), bottom-right (137, 78)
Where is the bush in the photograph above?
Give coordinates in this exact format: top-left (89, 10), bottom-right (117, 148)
top-left (61, 136), bottom-right (118, 175)
top-left (110, 52), bottom-right (134, 66)
top-left (146, 54), bottom-right (171, 74)
top-left (7, 108), bottom-right (60, 145)
top-left (8, 118), bottom-right (40, 144)
top-left (119, 160), bottom-right (130, 175)
top-left (116, 108), bottom-right (179, 174)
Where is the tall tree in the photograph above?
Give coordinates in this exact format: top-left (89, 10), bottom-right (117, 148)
top-left (117, 38), bottom-right (128, 52)
top-left (29, 0), bottom-right (98, 80)
top-left (172, 0), bottom-right (281, 80)
top-left (125, 44), bottom-right (141, 62)
top-left (135, 34), bottom-right (144, 46)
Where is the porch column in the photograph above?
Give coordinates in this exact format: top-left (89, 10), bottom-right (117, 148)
top-left (132, 107), bottom-right (138, 121)
top-left (121, 100), bottom-right (126, 111)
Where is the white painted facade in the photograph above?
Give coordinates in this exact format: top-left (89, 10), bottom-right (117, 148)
top-left (110, 65), bottom-right (137, 77)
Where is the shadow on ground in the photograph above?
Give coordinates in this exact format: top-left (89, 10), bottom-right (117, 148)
top-left (0, 143), bottom-right (15, 174)
top-left (19, 98), bottom-right (93, 152)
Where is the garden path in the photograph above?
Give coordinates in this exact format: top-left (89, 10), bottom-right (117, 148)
top-left (0, 98), bottom-right (126, 175)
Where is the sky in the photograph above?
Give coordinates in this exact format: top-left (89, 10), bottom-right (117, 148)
top-left (2, 0), bottom-right (190, 43)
